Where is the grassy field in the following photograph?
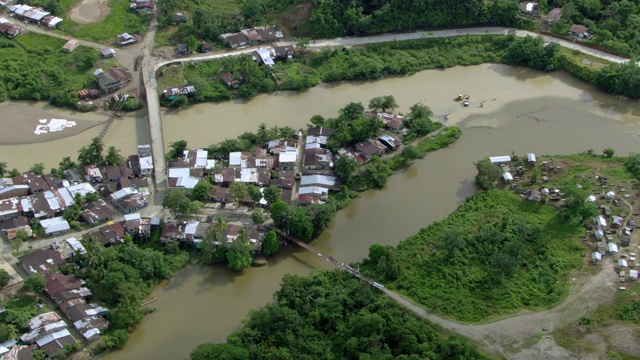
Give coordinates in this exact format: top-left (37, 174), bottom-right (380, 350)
top-left (156, 63), bottom-right (186, 94)
top-left (59, 0), bottom-right (150, 42)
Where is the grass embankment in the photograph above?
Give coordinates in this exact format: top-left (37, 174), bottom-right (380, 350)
top-left (59, 0), bottom-right (150, 41)
top-left (0, 33), bottom-right (99, 107)
top-left (361, 189), bottom-right (585, 323)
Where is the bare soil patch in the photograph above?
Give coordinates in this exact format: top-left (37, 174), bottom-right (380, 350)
top-left (68, 0), bottom-right (111, 24)
top-left (0, 103), bottom-right (104, 145)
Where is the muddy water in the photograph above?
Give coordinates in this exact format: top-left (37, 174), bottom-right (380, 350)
top-left (101, 63), bottom-right (640, 360)
top-left (0, 102), bottom-right (150, 172)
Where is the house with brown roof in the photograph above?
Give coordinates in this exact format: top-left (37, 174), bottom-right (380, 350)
top-left (303, 148), bottom-right (333, 170)
top-left (355, 139), bottom-right (387, 159)
top-left (254, 25), bottom-right (282, 42)
top-left (220, 32), bottom-right (249, 48)
top-left (84, 221), bottom-right (127, 245)
top-left (545, 8), bottom-right (562, 24)
top-left (367, 112), bottom-right (404, 132)
top-left (62, 39), bottom-right (79, 52)
top-left (18, 247), bottom-right (65, 275)
top-left (569, 24), bottom-right (592, 38)
top-left (36, 328), bottom-right (77, 357)
top-left (219, 72), bottom-right (239, 88)
top-left (13, 172), bottom-right (50, 195)
top-left (273, 45), bottom-right (294, 60)
top-left (240, 28), bottom-right (261, 44)
top-left (209, 186), bottom-right (232, 203)
top-left (95, 67), bottom-right (131, 93)
top-left (81, 200), bottom-right (117, 226)
top-left (0, 216), bottom-right (33, 240)
top-left (200, 42), bottom-right (213, 52)
top-left (0, 21), bottom-right (21, 38)
top-left (270, 171), bottom-right (295, 189)
top-left (44, 273), bottom-right (84, 298)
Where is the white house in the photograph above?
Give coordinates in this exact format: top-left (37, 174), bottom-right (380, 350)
top-left (40, 217), bottom-right (70, 237)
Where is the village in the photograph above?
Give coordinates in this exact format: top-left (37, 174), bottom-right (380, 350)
top-left (490, 152), bottom-right (640, 286)
top-left (0, 100), bottom-right (411, 357)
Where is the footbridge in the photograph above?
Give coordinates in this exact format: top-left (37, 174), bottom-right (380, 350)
top-left (275, 229), bottom-right (384, 289)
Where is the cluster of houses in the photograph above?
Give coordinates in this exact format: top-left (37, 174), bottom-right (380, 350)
top-left (13, 238), bottom-right (109, 356)
top-left (221, 25), bottom-right (284, 49)
top-left (159, 220), bottom-right (265, 252)
top-left (129, 0), bottom-right (156, 14)
top-left (7, 4), bottom-right (63, 27)
top-left (519, 4), bottom-right (593, 39)
top-left (251, 45), bottom-right (295, 67)
top-left (0, 145), bottom-right (152, 239)
top-left (115, 32), bottom-right (140, 46)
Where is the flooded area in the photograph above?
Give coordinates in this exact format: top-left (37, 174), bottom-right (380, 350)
top-left (103, 63), bottom-right (640, 360)
top-left (0, 102), bottom-right (150, 171)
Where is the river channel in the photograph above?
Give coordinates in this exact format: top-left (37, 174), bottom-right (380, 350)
top-left (4, 63), bottom-right (638, 359)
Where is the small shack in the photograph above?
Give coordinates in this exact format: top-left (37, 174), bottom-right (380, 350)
top-left (62, 39), bottom-right (80, 53)
top-left (609, 242), bottom-right (619, 255)
top-left (592, 251), bottom-right (602, 264)
top-left (619, 259), bottom-right (628, 267)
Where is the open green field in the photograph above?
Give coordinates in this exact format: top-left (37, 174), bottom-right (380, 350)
top-left (59, 0), bottom-right (150, 42)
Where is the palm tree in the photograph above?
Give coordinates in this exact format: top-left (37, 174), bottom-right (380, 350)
top-left (268, 125), bottom-right (280, 140)
top-left (257, 123), bottom-right (269, 143)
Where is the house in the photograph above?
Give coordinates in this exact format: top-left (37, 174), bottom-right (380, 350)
top-left (40, 217), bottom-right (70, 237)
top-left (273, 45), bottom-right (294, 60)
top-left (545, 8), bottom-right (562, 24)
top-left (85, 221), bottom-right (127, 245)
top-left (608, 242), bottom-right (619, 254)
top-left (368, 112), bottom-right (404, 132)
top-left (115, 33), bottom-right (140, 46)
top-left (0, 19), bottom-right (20, 38)
top-left (267, 139), bottom-right (298, 154)
top-left (51, 287), bottom-right (92, 305)
top-left (130, 0), bottom-right (156, 13)
top-left (200, 42), bottom-right (213, 53)
top-left (95, 67), bottom-right (130, 93)
top-left (241, 28), bottom-right (261, 44)
top-left (36, 329), bottom-right (77, 357)
top-left (44, 273), bottom-right (84, 298)
top-left (594, 226), bottom-right (605, 240)
top-left (162, 85), bottom-right (195, 99)
top-left (503, 172), bottom-right (513, 182)
top-left (612, 216), bottom-right (624, 228)
top-left (303, 148), bottom-right (333, 170)
top-left (592, 251), bottom-right (602, 263)
top-left (100, 48), bottom-right (116, 58)
top-left (0, 216), bottom-right (32, 240)
top-left (356, 139), bottom-right (386, 158)
top-left (619, 259), bottom-right (628, 267)
top-left (74, 316), bottom-right (109, 341)
top-left (300, 174), bottom-right (338, 190)
top-left (270, 171), bottom-right (295, 189)
top-left (527, 153), bottom-right (536, 164)
top-left (569, 24), bottom-right (591, 38)
top-left (41, 15), bottom-right (63, 28)
top-left (378, 135), bottom-right (401, 149)
top-left (21, 320), bottom-right (67, 344)
top-left (519, 2), bottom-right (538, 13)
top-left (173, 12), bottom-right (187, 23)
top-left (219, 72), bottom-right (239, 88)
top-left (111, 188), bottom-right (149, 213)
top-left (254, 25), bottom-right (282, 42)
top-left (62, 39), bottom-right (79, 53)
top-left (307, 127), bottom-right (336, 137)
top-left (176, 43), bottom-right (189, 56)
top-left (18, 247), bottom-right (65, 274)
top-left (0, 181), bottom-right (29, 200)
top-left (220, 32), bottom-right (249, 48)
top-left (160, 221), bottom-right (199, 242)
top-left (252, 49), bottom-right (275, 67)
top-left (81, 200), bottom-right (117, 226)
top-left (489, 156), bottom-right (511, 164)
top-left (527, 190), bottom-right (542, 202)
top-left (596, 215), bottom-right (607, 227)
top-left (278, 150), bottom-right (298, 171)
top-left (0, 197), bottom-right (21, 221)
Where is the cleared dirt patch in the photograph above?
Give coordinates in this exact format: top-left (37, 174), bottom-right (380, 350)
top-left (68, 0), bottom-right (111, 24)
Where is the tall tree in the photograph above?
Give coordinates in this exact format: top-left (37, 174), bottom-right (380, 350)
top-left (474, 158), bottom-right (502, 190)
top-left (270, 200), bottom-right (292, 228)
top-left (257, 123), bottom-right (269, 143)
top-left (168, 140), bottom-right (188, 159)
top-left (29, 163), bottom-right (45, 176)
top-left (192, 181), bottom-right (212, 202)
top-left (263, 185), bottom-right (281, 207)
top-left (247, 185), bottom-right (262, 206)
top-left (229, 182), bottom-right (248, 205)
top-left (105, 146), bottom-right (124, 166)
top-left (162, 190), bottom-right (192, 217)
top-left (0, 162), bottom-right (7, 176)
top-left (225, 231), bottom-right (254, 271)
top-left (23, 274), bottom-right (46, 295)
top-left (335, 156), bottom-right (358, 187)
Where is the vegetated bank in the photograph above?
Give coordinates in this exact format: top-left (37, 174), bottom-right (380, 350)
top-left (189, 270), bottom-right (490, 360)
top-left (359, 152), bottom-right (640, 323)
top-left (159, 34), bottom-right (640, 110)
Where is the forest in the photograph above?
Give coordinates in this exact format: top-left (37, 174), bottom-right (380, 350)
top-left (190, 270), bottom-right (489, 360)
top-left (360, 189), bottom-right (586, 323)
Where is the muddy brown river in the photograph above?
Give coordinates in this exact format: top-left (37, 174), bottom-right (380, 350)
top-left (4, 64), bottom-right (639, 360)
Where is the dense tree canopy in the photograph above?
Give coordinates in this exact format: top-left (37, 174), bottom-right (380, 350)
top-left (192, 270), bottom-right (488, 360)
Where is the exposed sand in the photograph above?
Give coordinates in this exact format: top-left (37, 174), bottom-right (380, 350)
top-left (0, 103), bottom-right (105, 145)
top-left (68, 0), bottom-right (111, 24)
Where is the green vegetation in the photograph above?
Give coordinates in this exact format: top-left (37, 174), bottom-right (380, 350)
top-left (361, 189), bottom-right (585, 323)
top-left (0, 269), bottom-right (10, 288)
top-left (192, 270), bottom-right (489, 360)
top-left (0, 295), bottom-right (42, 342)
top-left (0, 33), bottom-right (98, 110)
top-left (549, 0), bottom-right (640, 56)
top-left (59, 0), bottom-right (151, 41)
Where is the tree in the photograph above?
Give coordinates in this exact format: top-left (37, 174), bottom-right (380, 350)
top-left (8, 169), bottom-right (20, 178)
top-left (23, 274), bottom-right (46, 294)
top-left (0, 269), bottom-right (10, 287)
top-left (190, 200), bottom-right (204, 217)
top-left (226, 234), bottom-right (254, 271)
top-left (262, 230), bottom-right (279, 256)
top-left (257, 123), bottom-right (269, 143)
top-left (185, 35), bottom-right (198, 53)
top-left (368, 95), bottom-right (398, 112)
top-left (30, 218), bottom-right (44, 237)
top-left (289, 207), bottom-right (314, 241)
top-left (58, 157), bottom-right (76, 172)
top-left (309, 115), bottom-right (325, 127)
top-left (247, 185), bottom-right (262, 206)
top-left (192, 181), bottom-right (212, 202)
top-left (474, 158), bottom-right (502, 190)
top-left (251, 210), bottom-right (264, 226)
top-left (78, 137), bottom-right (104, 165)
top-left (409, 102), bottom-right (433, 120)
top-left (191, 343), bottom-right (249, 360)
top-left (339, 102), bottom-right (365, 121)
top-left (0, 162), bottom-right (6, 176)
top-left (229, 182), bottom-right (248, 205)
top-left (163, 189), bottom-right (192, 217)
top-left (335, 156), bottom-right (358, 187)
top-left (270, 200), bottom-right (292, 228)
top-left (168, 140), bottom-right (188, 159)
top-left (29, 163), bottom-right (45, 176)
top-left (603, 148), bottom-right (615, 158)
top-left (263, 185), bottom-right (281, 207)
top-left (106, 146), bottom-right (124, 166)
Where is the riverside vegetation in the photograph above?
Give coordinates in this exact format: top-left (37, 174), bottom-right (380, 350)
top-left (160, 34), bottom-right (640, 110)
top-left (190, 270), bottom-right (489, 360)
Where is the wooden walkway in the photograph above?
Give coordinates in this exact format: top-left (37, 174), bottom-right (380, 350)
top-left (275, 229), bottom-right (384, 289)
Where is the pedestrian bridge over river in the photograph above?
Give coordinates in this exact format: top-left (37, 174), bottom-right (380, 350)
top-left (275, 229), bottom-right (385, 289)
